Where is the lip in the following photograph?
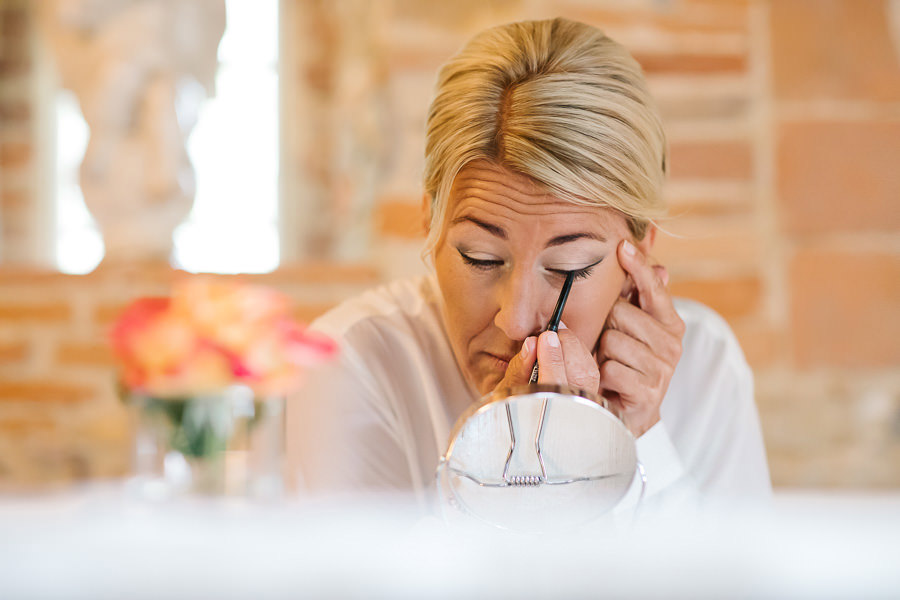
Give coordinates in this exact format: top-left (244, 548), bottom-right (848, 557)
top-left (482, 351), bottom-right (513, 370)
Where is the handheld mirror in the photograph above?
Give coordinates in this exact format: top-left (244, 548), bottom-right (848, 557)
top-left (436, 384), bottom-right (644, 533)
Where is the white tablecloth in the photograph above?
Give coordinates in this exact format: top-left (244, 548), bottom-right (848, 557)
top-left (0, 485), bottom-right (898, 599)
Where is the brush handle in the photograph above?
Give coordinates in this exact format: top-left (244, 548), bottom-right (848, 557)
top-left (529, 362), bottom-right (539, 384)
top-left (529, 270), bottom-right (576, 386)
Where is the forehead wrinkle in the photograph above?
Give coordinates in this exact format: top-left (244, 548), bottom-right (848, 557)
top-left (451, 185), bottom-right (600, 221)
top-left (449, 197), bottom-right (623, 251)
top-left (454, 162), bottom-right (552, 202)
top-left (453, 186), bottom-right (557, 217)
top-left (446, 161), bottom-right (628, 239)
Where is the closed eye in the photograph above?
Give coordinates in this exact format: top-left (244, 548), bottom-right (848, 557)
top-left (547, 257), bottom-right (604, 280)
top-left (459, 250), bottom-right (503, 271)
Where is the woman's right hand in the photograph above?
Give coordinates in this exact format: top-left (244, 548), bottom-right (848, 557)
top-left (534, 325), bottom-right (601, 392)
top-left (492, 335), bottom-right (538, 392)
top-left (493, 326), bottom-right (601, 394)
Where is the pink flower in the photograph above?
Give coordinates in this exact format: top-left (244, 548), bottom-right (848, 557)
top-left (111, 279), bottom-right (337, 396)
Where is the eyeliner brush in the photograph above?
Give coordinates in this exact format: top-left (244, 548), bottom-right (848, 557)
top-left (529, 270), bottom-right (577, 384)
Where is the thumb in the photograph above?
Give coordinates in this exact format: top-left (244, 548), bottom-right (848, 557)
top-left (495, 336), bottom-right (537, 391)
top-left (536, 330), bottom-right (567, 386)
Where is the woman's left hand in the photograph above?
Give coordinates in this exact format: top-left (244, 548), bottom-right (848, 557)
top-left (595, 240), bottom-right (685, 437)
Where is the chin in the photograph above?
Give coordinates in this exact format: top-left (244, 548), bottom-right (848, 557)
top-left (474, 373), bottom-right (502, 396)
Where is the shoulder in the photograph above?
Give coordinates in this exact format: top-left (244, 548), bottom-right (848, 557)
top-left (663, 298), bottom-right (753, 428)
top-left (307, 275), bottom-right (451, 386)
top-left (311, 275), bottom-right (438, 342)
top-left (663, 300), bottom-right (770, 496)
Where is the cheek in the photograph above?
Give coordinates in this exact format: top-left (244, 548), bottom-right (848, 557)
top-left (563, 264), bottom-right (626, 349)
top-left (433, 247), bottom-right (495, 348)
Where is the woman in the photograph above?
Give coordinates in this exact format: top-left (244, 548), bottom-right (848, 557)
top-left (287, 18), bottom-right (771, 508)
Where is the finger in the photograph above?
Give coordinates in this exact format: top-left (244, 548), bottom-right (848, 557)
top-left (595, 327), bottom-right (654, 377)
top-left (606, 299), bottom-right (684, 362)
top-left (557, 324), bottom-right (600, 391)
top-left (598, 359), bottom-right (663, 437)
top-left (617, 240), bottom-right (680, 327)
top-left (652, 264), bottom-right (669, 287)
top-left (597, 359), bottom-right (644, 406)
top-left (536, 330), bottom-right (567, 386)
top-left (496, 336), bottom-right (537, 389)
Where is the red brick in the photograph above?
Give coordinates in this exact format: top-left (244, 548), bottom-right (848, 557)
top-left (731, 322), bottom-right (788, 368)
top-left (0, 413), bottom-right (56, 434)
top-left (0, 59), bottom-right (29, 77)
top-left (56, 342), bottom-right (115, 367)
top-left (771, 0), bottom-right (900, 102)
top-left (668, 141), bottom-right (753, 180)
top-left (0, 7), bottom-right (29, 38)
top-left (635, 52), bottom-right (746, 75)
top-left (0, 303), bottom-right (71, 323)
top-left (669, 275), bottom-right (761, 320)
top-left (0, 101), bottom-right (30, 121)
top-left (555, 3), bottom-right (749, 33)
top-left (1, 189), bottom-right (29, 219)
top-left (790, 249), bottom-right (900, 367)
top-left (391, 0), bottom-right (522, 31)
top-left (0, 142), bottom-right (31, 168)
top-left (0, 341), bottom-right (27, 362)
top-left (85, 260), bottom-right (180, 285)
top-left (0, 269), bottom-right (81, 286)
top-left (251, 263), bottom-right (380, 286)
top-left (664, 196), bottom-right (752, 218)
top-left (0, 381), bottom-right (97, 403)
top-left (653, 224), bottom-right (761, 271)
top-left (658, 95), bottom-right (749, 122)
top-left (93, 303), bottom-right (129, 327)
top-left (375, 197), bottom-right (426, 239)
top-left (387, 46), bottom-right (456, 73)
top-left (778, 120), bottom-right (900, 234)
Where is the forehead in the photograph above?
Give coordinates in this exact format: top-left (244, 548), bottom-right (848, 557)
top-left (447, 160), bottom-right (626, 230)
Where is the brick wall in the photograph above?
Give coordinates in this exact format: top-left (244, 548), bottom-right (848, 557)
top-left (0, 264), bottom-right (380, 487)
top-left (0, 0), bottom-right (898, 489)
top-left (0, 0), bottom-right (38, 265)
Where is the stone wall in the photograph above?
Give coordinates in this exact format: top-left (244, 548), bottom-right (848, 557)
top-left (0, 0), bottom-right (898, 489)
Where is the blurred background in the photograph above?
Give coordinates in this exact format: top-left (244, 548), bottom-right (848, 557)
top-left (0, 0), bottom-right (897, 491)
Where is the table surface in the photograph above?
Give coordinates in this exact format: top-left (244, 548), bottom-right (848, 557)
top-left (0, 485), bottom-right (898, 599)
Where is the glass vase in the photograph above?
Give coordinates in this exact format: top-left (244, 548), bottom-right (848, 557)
top-left (124, 385), bottom-right (284, 499)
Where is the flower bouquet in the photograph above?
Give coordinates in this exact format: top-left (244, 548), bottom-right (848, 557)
top-left (112, 279), bottom-right (336, 497)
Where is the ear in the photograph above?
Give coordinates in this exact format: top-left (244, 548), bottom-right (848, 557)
top-left (634, 223), bottom-right (657, 256)
top-left (421, 192), bottom-right (433, 235)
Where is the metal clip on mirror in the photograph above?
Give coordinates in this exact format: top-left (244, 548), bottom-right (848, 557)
top-left (436, 384), bottom-right (645, 533)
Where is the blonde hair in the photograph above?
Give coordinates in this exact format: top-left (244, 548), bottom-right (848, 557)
top-left (423, 18), bottom-right (667, 254)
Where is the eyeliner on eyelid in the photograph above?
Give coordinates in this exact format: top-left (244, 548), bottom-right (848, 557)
top-left (457, 248), bottom-right (604, 278)
top-left (549, 256), bottom-right (605, 273)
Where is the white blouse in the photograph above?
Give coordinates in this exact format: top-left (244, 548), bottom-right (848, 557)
top-left (286, 275), bottom-right (771, 509)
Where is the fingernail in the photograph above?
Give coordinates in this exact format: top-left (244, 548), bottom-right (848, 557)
top-left (520, 337), bottom-right (534, 357)
top-left (623, 240), bottom-right (636, 256)
top-left (558, 321), bottom-right (569, 330)
top-left (546, 331), bottom-right (560, 348)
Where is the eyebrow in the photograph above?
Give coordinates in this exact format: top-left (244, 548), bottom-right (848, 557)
top-left (450, 215), bottom-right (607, 247)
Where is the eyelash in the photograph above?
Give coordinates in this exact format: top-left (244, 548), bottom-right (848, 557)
top-left (550, 265), bottom-right (596, 280)
top-left (459, 253), bottom-right (503, 271)
top-left (459, 252), bottom-right (600, 280)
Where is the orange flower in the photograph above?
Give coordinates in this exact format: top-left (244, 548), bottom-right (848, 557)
top-left (111, 279), bottom-right (337, 396)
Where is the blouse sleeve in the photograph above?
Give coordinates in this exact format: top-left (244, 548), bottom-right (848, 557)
top-left (683, 338), bottom-right (772, 505)
top-left (618, 302), bottom-right (772, 514)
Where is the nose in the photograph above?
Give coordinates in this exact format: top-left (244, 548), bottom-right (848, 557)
top-left (493, 266), bottom-right (547, 341)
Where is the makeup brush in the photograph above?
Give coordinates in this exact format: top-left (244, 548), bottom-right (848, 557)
top-left (529, 270), bottom-right (576, 384)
